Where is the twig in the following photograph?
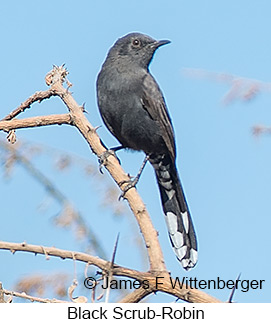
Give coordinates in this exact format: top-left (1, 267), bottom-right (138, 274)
top-left (3, 288), bottom-right (68, 303)
top-left (1, 89), bottom-right (58, 121)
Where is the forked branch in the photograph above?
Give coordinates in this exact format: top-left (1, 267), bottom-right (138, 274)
top-left (0, 66), bottom-right (221, 303)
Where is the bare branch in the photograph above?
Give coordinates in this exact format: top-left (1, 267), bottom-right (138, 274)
top-left (45, 65), bottom-right (166, 273)
top-left (1, 65), bottom-right (165, 272)
top-left (0, 114), bottom-right (72, 132)
top-left (1, 89), bottom-right (58, 121)
top-left (3, 288), bottom-right (68, 303)
top-left (0, 241), bottom-right (221, 303)
top-left (117, 287), bottom-right (151, 303)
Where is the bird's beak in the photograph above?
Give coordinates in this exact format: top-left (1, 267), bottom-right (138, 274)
top-left (152, 39), bottom-right (171, 49)
top-left (158, 39), bottom-right (171, 47)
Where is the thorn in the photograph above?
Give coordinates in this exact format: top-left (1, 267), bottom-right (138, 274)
top-left (110, 233), bottom-right (120, 269)
top-left (66, 79), bottom-right (73, 89)
top-left (95, 125), bottom-right (102, 131)
top-left (86, 125), bottom-right (95, 133)
top-left (81, 102), bottom-right (88, 113)
top-left (228, 273), bottom-right (241, 303)
top-left (104, 233), bottom-right (120, 303)
top-left (41, 246), bottom-right (50, 260)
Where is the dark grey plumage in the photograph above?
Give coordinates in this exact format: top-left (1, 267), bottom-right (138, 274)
top-left (96, 32), bottom-right (197, 270)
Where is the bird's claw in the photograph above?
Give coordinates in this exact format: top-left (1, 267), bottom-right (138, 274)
top-left (118, 176), bottom-right (139, 200)
top-left (98, 149), bottom-right (120, 174)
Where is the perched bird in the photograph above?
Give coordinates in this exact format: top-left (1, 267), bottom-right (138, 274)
top-left (96, 32), bottom-right (197, 270)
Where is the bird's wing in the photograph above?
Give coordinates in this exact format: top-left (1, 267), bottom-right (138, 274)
top-left (142, 73), bottom-right (176, 160)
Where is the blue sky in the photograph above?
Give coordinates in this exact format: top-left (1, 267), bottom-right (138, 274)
top-left (1, 1), bottom-right (271, 302)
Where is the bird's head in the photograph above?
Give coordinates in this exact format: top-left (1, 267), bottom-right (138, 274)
top-left (107, 32), bottom-right (171, 69)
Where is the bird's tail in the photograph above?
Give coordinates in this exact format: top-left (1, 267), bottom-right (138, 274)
top-left (149, 153), bottom-right (198, 270)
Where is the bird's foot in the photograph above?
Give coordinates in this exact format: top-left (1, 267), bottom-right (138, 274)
top-left (118, 175), bottom-right (139, 200)
top-left (98, 148), bottom-right (122, 174)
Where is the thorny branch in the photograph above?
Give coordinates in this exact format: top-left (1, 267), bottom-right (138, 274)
top-left (2, 288), bottom-right (68, 303)
top-left (0, 114), bottom-right (72, 132)
top-left (0, 241), bottom-right (220, 303)
top-left (0, 65), bottom-right (221, 303)
top-left (1, 89), bottom-right (58, 121)
top-left (44, 65), bottom-right (166, 273)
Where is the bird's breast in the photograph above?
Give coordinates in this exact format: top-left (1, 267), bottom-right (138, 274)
top-left (97, 66), bottom-right (166, 154)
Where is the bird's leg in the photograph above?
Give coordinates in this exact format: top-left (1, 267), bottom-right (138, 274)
top-left (98, 146), bottom-right (123, 174)
top-left (119, 155), bottom-right (149, 200)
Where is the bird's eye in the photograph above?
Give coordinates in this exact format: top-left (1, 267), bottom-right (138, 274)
top-left (132, 39), bottom-right (141, 47)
